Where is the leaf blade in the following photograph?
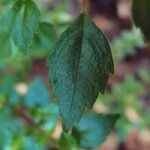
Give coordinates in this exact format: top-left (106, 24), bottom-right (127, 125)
top-left (10, 0), bottom-right (40, 52)
top-left (48, 12), bottom-right (114, 130)
top-left (25, 76), bottom-right (49, 107)
top-left (73, 113), bottom-right (119, 148)
top-left (34, 22), bottom-right (57, 49)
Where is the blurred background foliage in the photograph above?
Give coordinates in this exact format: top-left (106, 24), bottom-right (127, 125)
top-left (0, 0), bottom-right (150, 150)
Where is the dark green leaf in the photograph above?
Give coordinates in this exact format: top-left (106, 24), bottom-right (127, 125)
top-left (59, 133), bottom-right (78, 150)
top-left (35, 22), bottom-right (57, 49)
top-left (25, 76), bottom-right (49, 107)
top-left (73, 113), bottom-right (119, 148)
top-left (132, 0), bottom-right (150, 41)
top-left (47, 12), bottom-right (114, 130)
top-left (9, 0), bottom-right (40, 52)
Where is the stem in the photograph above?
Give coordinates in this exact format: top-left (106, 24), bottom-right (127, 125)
top-left (83, 0), bottom-right (85, 12)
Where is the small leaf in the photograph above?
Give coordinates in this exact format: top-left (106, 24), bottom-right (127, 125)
top-left (35, 22), bottom-right (57, 49)
top-left (47, 12), bottom-right (114, 130)
top-left (10, 0), bottom-right (40, 52)
top-left (25, 76), bottom-right (49, 107)
top-left (40, 104), bottom-right (59, 132)
top-left (59, 133), bottom-right (78, 150)
top-left (132, 0), bottom-right (150, 41)
top-left (72, 113), bottom-right (119, 148)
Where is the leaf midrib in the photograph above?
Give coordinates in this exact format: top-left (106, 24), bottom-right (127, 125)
top-left (70, 13), bottom-right (85, 111)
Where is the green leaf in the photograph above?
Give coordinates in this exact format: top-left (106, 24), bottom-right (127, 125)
top-left (132, 0), bottom-right (150, 41)
top-left (111, 27), bottom-right (144, 61)
top-left (34, 22), bottom-right (57, 49)
top-left (0, 119), bottom-right (12, 149)
top-left (11, 136), bottom-right (45, 150)
top-left (38, 104), bottom-right (59, 132)
top-left (10, 0), bottom-right (40, 52)
top-left (0, 117), bottom-right (25, 150)
top-left (25, 76), bottom-right (49, 107)
top-left (0, 75), bottom-right (16, 97)
top-left (47, 12), bottom-right (114, 130)
top-left (59, 133), bottom-right (78, 150)
top-left (0, 31), bottom-right (17, 58)
top-left (72, 113), bottom-right (119, 148)
top-left (0, 0), bottom-right (13, 5)
top-left (24, 137), bottom-right (45, 150)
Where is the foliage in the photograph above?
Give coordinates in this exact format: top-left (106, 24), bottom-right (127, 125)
top-left (47, 12), bottom-right (114, 130)
top-left (132, 0), bottom-right (150, 41)
top-left (73, 113), bottom-right (119, 148)
top-left (25, 76), bottom-right (49, 107)
top-left (0, 0), bottom-right (149, 149)
top-left (0, 0), bottom-right (57, 74)
top-left (111, 27), bottom-right (144, 61)
top-left (0, 75), bottom-right (119, 149)
top-left (98, 70), bottom-right (150, 140)
top-left (59, 133), bottom-right (78, 150)
top-left (10, 0), bottom-right (40, 52)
